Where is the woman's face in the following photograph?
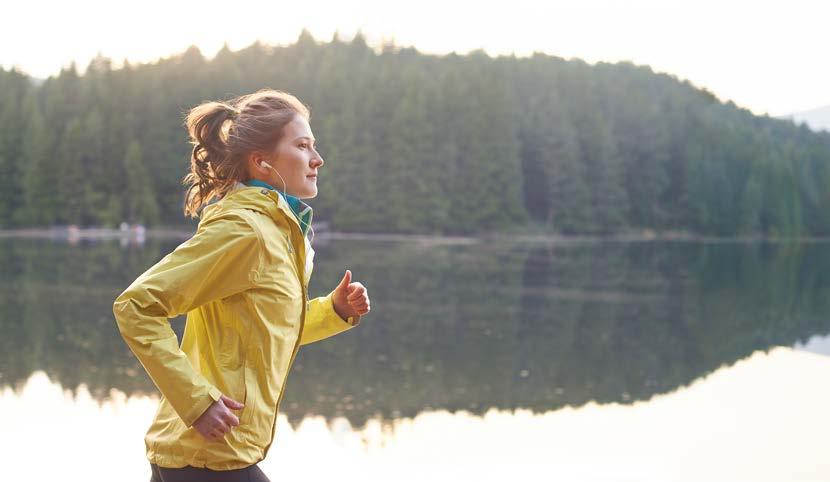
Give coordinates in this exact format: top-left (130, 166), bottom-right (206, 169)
top-left (258, 114), bottom-right (324, 199)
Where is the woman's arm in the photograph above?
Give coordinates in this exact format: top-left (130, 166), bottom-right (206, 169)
top-left (112, 211), bottom-right (263, 427)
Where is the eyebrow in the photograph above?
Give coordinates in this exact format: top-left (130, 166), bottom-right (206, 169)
top-left (293, 136), bottom-right (316, 142)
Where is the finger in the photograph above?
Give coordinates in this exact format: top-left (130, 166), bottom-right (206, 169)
top-left (347, 288), bottom-right (366, 302)
top-left (336, 270), bottom-right (352, 291)
top-left (347, 294), bottom-right (365, 305)
top-left (224, 411), bottom-right (240, 427)
top-left (220, 394), bottom-right (245, 410)
top-left (213, 420), bottom-right (230, 434)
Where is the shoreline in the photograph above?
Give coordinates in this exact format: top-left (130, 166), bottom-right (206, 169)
top-left (2, 226), bottom-right (830, 244)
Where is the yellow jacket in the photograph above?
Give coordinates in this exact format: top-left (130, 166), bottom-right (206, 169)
top-left (113, 182), bottom-right (360, 470)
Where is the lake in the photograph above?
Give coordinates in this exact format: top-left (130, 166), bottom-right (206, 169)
top-left (1, 235), bottom-right (828, 481)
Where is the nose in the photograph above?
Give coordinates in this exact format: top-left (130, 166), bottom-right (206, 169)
top-left (312, 154), bottom-right (324, 168)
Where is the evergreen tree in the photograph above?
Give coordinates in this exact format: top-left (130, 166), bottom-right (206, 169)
top-left (56, 118), bottom-right (86, 224)
top-left (0, 84), bottom-right (25, 226)
top-left (123, 140), bottom-right (159, 225)
top-left (578, 109), bottom-right (628, 233)
top-left (19, 92), bottom-right (56, 225)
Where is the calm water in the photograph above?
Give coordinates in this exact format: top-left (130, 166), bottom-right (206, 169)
top-left (1, 236), bottom-right (829, 481)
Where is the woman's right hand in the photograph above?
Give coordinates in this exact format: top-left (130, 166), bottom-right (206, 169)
top-left (192, 394), bottom-right (245, 441)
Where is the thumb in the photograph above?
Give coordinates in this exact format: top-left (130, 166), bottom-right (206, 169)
top-left (220, 394), bottom-right (244, 410)
top-left (336, 269), bottom-right (352, 293)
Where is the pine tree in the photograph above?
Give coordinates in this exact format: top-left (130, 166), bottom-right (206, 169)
top-left (19, 92), bottom-right (56, 225)
top-left (544, 101), bottom-right (592, 233)
top-left (0, 85), bottom-right (25, 226)
top-left (56, 118), bottom-right (86, 225)
top-left (579, 110), bottom-right (628, 233)
top-left (123, 140), bottom-right (160, 225)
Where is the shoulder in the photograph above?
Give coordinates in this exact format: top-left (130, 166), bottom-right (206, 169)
top-left (194, 209), bottom-right (264, 252)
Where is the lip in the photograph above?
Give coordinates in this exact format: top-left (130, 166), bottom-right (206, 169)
top-left (307, 174), bottom-right (317, 178)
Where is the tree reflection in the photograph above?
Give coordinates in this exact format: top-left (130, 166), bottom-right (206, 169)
top-left (1, 237), bottom-right (828, 428)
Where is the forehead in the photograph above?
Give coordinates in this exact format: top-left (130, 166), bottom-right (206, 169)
top-left (282, 115), bottom-right (313, 139)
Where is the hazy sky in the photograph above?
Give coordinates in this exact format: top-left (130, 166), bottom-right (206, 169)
top-left (4, 0), bottom-right (826, 117)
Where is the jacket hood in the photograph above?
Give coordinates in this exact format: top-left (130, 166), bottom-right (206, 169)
top-left (200, 182), bottom-right (304, 233)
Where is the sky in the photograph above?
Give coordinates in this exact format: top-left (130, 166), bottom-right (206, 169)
top-left (3, 0), bottom-right (827, 117)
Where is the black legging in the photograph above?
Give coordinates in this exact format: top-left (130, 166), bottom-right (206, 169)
top-left (150, 463), bottom-right (271, 482)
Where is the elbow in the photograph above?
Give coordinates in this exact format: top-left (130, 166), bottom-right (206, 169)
top-left (112, 290), bottom-right (138, 338)
top-left (112, 297), bottom-right (129, 337)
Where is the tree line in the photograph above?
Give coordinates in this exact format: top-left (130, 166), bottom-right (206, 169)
top-left (0, 30), bottom-right (828, 236)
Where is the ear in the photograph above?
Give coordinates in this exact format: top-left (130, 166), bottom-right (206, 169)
top-left (246, 151), bottom-right (268, 176)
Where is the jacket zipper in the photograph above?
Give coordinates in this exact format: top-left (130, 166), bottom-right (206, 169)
top-left (261, 223), bottom-right (307, 458)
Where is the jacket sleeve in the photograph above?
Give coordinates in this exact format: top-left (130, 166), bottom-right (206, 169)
top-left (299, 290), bottom-right (361, 346)
top-left (112, 212), bottom-right (263, 427)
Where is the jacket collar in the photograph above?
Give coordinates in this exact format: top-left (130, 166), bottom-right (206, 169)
top-left (200, 181), bottom-right (313, 237)
top-left (242, 179), bottom-right (313, 236)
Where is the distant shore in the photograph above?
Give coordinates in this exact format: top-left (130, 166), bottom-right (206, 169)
top-left (2, 226), bottom-right (830, 245)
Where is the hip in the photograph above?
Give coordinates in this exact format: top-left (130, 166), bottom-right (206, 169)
top-left (150, 462), bottom-right (270, 482)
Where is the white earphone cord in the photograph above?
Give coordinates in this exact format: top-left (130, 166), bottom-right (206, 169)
top-left (264, 164), bottom-right (314, 244)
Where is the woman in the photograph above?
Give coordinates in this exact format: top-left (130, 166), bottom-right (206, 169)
top-left (113, 89), bottom-right (371, 482)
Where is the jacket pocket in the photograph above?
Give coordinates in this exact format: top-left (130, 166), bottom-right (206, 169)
top-left (240, 355), bottom-right (277, 448)
top-left (239, 353), bottom-right (261, 429)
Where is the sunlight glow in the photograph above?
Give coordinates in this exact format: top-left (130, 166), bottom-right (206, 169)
top-left (2, 346), bottom-right (828, 481)
top-left (3, 1), bottom-right (828, 116)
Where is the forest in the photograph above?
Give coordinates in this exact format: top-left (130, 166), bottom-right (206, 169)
top-left (0, 30), bottom-right (828, 236)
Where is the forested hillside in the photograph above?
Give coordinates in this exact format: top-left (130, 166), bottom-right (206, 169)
top-left (0, 31), bottom-right (828, 236)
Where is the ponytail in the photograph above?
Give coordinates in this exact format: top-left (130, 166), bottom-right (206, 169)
top-left (182, 102), bottom-right (243, 217)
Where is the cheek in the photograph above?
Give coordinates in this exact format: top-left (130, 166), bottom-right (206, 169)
top-left (289, 154), bottom-right (309, 177)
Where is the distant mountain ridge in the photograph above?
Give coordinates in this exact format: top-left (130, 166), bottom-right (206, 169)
top-left (780, 104), bottom-right (830, 133)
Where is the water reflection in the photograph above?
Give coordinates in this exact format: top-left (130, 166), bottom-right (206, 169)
top-left (2, 238), bottom-right (830, 425)
top-left (3, 346), bottom-right (828, 481)
top-left (793, 333), bottom-right (830, 356)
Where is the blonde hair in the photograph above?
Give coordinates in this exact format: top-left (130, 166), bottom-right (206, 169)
top-left (182, 88), bottom-right (311, 218)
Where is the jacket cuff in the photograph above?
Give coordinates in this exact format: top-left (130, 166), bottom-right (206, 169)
top-left (183, 385), bottom-right (223, 428)
top-left (327, 291), bottom-right (361, 327)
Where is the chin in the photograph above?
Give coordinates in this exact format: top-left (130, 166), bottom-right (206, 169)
top-left (298, 188), bottom-right (318, 200)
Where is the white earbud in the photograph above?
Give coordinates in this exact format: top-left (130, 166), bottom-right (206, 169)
top-left (260, 161), bottom-right (288, 194)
